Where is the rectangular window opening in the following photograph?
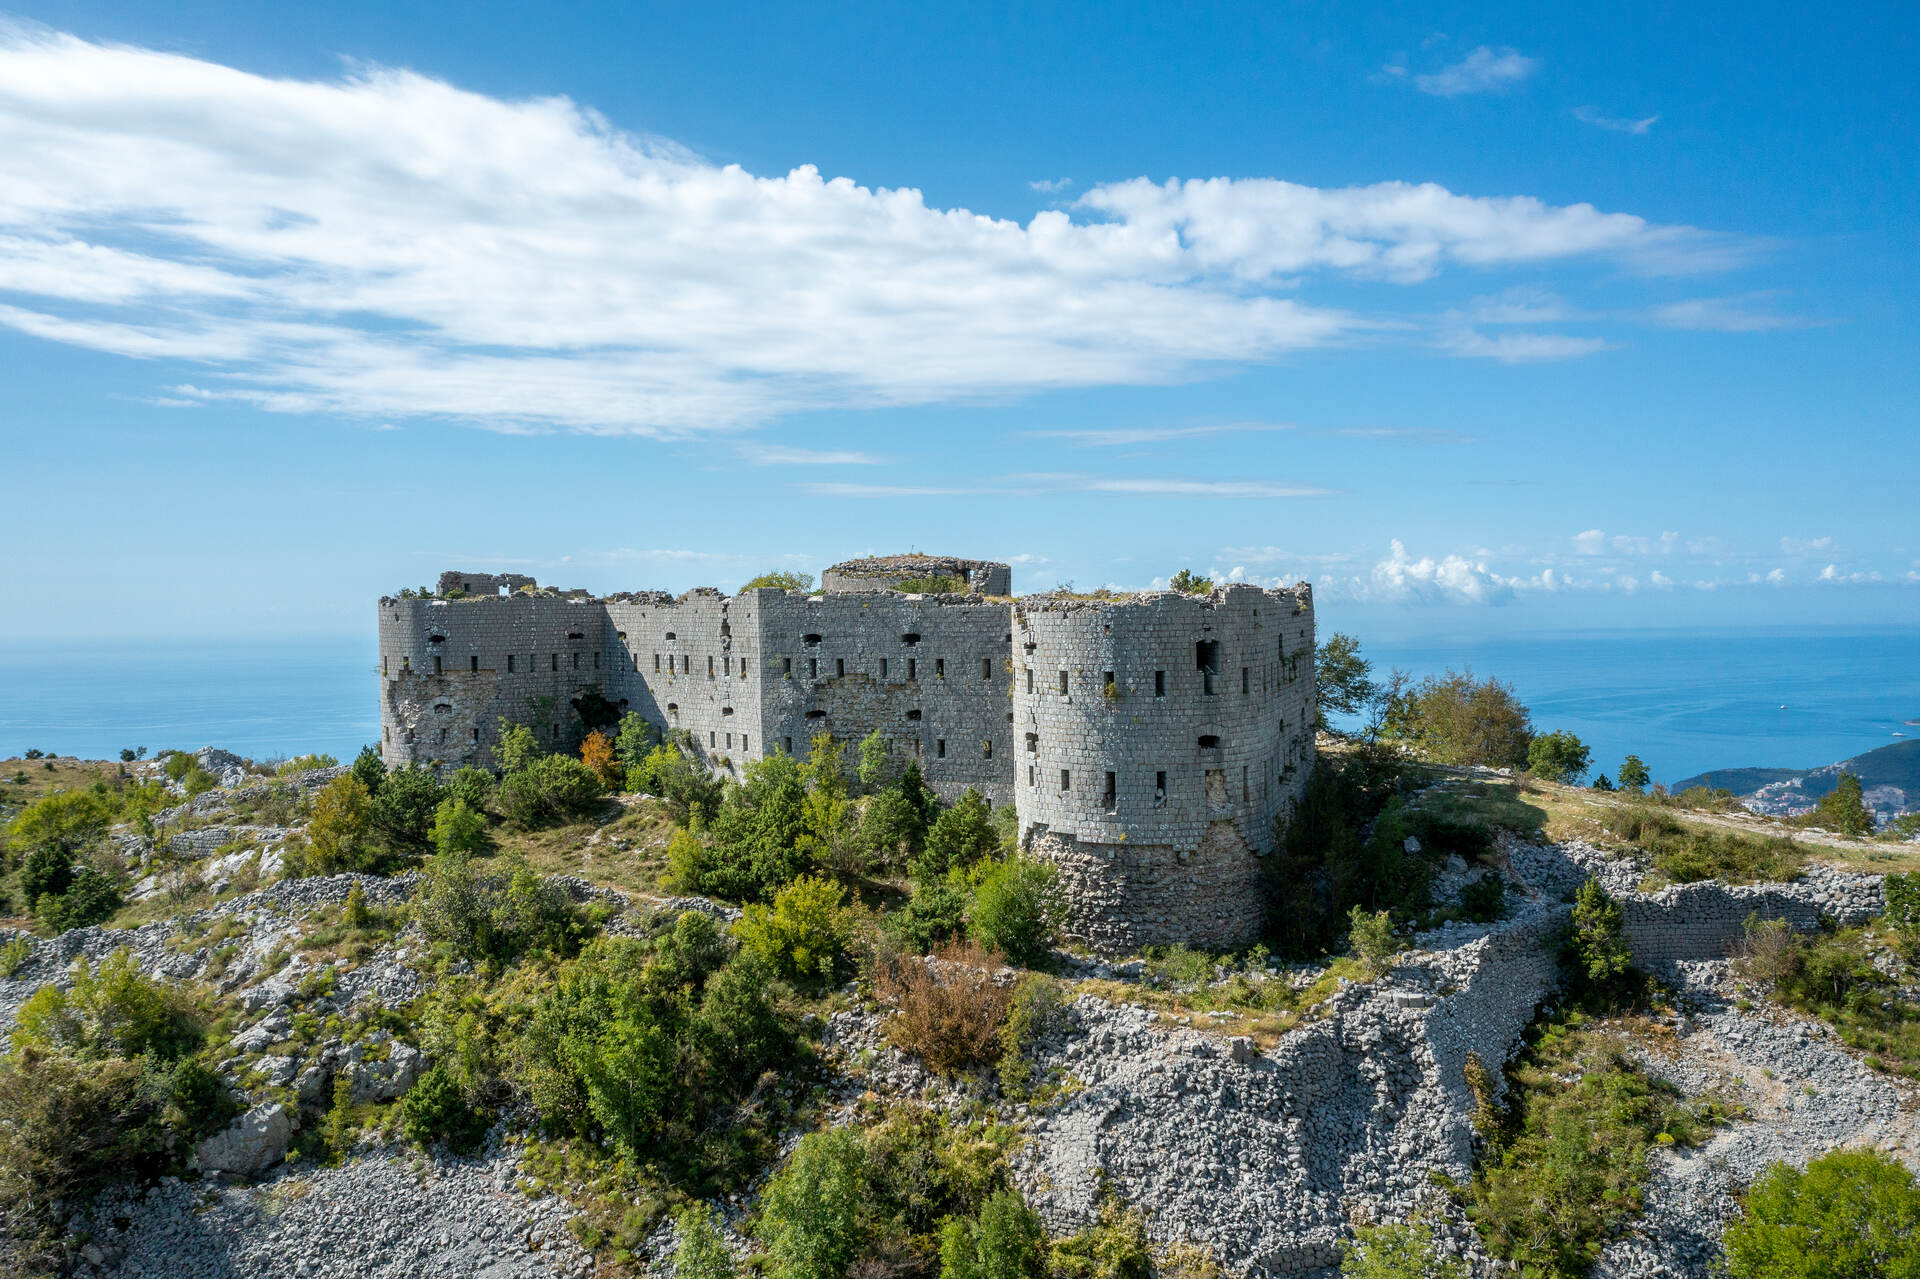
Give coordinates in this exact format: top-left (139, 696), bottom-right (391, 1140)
top-left (433, 655), bottom-right (442, 675)
top-left (982, 740), bottom-right (992, 759)
top-left (784, 736), bottom-right (793, 754)
top-left (708, 655), bottom-right (715, 677)
top-left (572, 651), bottom-right (580, 670)
top-left (594, 651), bottom-right (601, 670)
top-left (783, 656), bottom-right (792, 678)
top-left (908, 657), bottom-right (918, 680)
top-left (1060, 768), bottom-right (1071, 792)
top-left (936, 739), bottom-right (946, 758)
top-left (710, 731), bottom-right (716, 747)
top-left (1196, 641), bottom-right (1219, 695)
top-left (1025, 668), bottom-right (1034, 694)
top-left (551, 653), bottom-right (559, 672)
top-left (1154, 670), bottom-right (1165, 697)
top-left (1154, 770), bottom-right (1167, 808)
top-left (1103, 670), bottom-right (1115, 696)
top-left (837, 657), bottom-right (846, 678)
top-left (808, 657), bottom-right (818, 679)
top-left (470, 655), bottom-right (479, 673)
top-left (654, 654), bottom-right (661, 672)
top-left (881, 658), bottom-right (889, 679)
top-left (1243, 765), bottom-right (1250, 804)
top-left (1029, 764), bottom-right (1037, 786)
top-left (1057, 670), bottom-right (1068, 694)
top-left (935, 658), bottom-right (945, 679)
top-left (1103, 771), bottom-right (1116, 810)
top-left (1242, 666), bottom-right (1250, 695)
top-left (981, 658), bottom-right (992, 680)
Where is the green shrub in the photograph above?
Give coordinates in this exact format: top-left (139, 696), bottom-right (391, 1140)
top-left (862, 789), bottom-right (926, 866)
top-left (494, 754), bottom-right (605, 828)
top-left (370, 764), bottom-right (447, 852)
top-left (1809, 771), bottom-right (1876, 836)
top-left (18, 844), bottom-right (74, 910)
top-left (740, 570), bottom-right (816, 592)
top-left (36, 868), bottom-right (122, 932)
top-left (613, 712), bottom-right (661, 772)
top-left (738, 875), bottom-right (855, 988)
top-left (1168, 569), bottom-right (1212, 596)
top-left (968, 857), bottom-right (1063, 967)
top-left (429, 797), bottom-right (489, 857)
top-left (1049, 1195), bottom-right (1152, 1279)
top-left (856, 729), bottom-right (899, 793)
top-left (1340, 1221), bottom-right (1468, 1279)
top-left (493, 720), bottom-right (544, 773)
top-left (1456, 874), bottom-right (1506, 924)
top-left (1602, 805), bottom-right (1804, 886)
top-left (445, 766), bottom-right (495, 812)
top-left (1347, 906), bottom-right (1403, 977)
top-left (701, 753), bottom-right (810, 898)
top-left (673, 1202), bottom-right (739, 1279)
top-left (11, 948), bottom-right (201, 1060)
top-left (997, 974), bottom-right (1065, 1101)
top-left (1722, 1148), bottom-right (1920, 1278)
top-left (8, 789), bottom-right (114, 859)
top-left (277, 753), bottom-right (339, 775)
top-left (939, 1187), bottom-right (1046, 1279)
top-left (415, 851), bottom-right (590, 966)
top-left (400, 1063), bottom-right (487, 1152)
top-left (893, 872), bottom-right (971, 953)
top-left (0, 937), bottom-right (29, 978)
top-left (1616, 755), bottom-right (1651, 791)
top-left (628, 742), bottom-right (725, 822)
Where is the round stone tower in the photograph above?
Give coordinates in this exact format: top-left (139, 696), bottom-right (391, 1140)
top-left (1010, 583), bottom-right (1315, 952)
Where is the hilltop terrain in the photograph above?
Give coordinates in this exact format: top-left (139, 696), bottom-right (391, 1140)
top-left (2, 739), bottom-right (1919, 1279)
top-left (1675, 737), bottom-right (1920, 822)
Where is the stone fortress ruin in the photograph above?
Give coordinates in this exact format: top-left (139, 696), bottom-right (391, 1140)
top-left (379, 554), bottom-right (1316, 949)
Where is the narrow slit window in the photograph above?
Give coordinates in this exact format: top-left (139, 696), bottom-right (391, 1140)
top-left (683, 655), bottom-right (691, 674)
top-left (1154, 670), bottom-right (1165, 697)
top-left (1025, 732), bottom-right (1038, 753)
top-left (935, 658), bottom-right (945, 679)
top-left (1242, 765), bottom-right (1250, 803)
top-left (726, 733), bottom-right (733, 749)
top-left (881, 658), bottom-right (889, 679)
top-left (1154, 771), bottom-right (1167, 808)
top-left (837, 657), bottom-right (846, 678)
top-left (472, 727), bottom-right (480, 742)
top-left (572, 652), bottom-right (580, 670)
top-left (403, 656), bottom-right (410, 670)
top-left (724, 655), bottom-right (731, 675)
top-left (742, 734), bottom-right (749, 752)
top-left (382, 655), bottom-right (388, 675)
top-left (1060, 769), bottom-right (1070, 792)
top-left (1103, 670), bottom-right (1115, 696)
top-left (1242, 666), bottom-right (1250, 695)
top-left (1029, 764), bottom-right (1037, 786)
top-left (808, 656), bottom-right (818, 679)
top-left (1103, 771), bottom-right (1116, 810)
top-left (710, 731), bottom-right (716, 747)
top-left (708, 655), bottom-right (715, 677)
top-left (1196, 641), bottom-right (1219, 695)
top-left (654, 654), bottom-right (661, 672)
top-left (1058, 670), bottom-right (1068, 694)
top-left (784, 736), bottom-right (793, 754)
top-left (471, 655), bottom-right (479, 673)
top-left (552, 653), bottom-right (559, 672)
top-left (1025, 668), bottom-right (1034, 694)
top-left (434, 655), bottom-right (442, 675)
top-left (594, 651), bottom-right (601, 670)
top-left (937, 739), bottom-right (946, 758)
top-left (783, 656), bottom-right (792, 677)
top-left (982, 740), bottom-right (992, 759)
top-left (981, 658), bottom-right (992, 680)
top-left (908, 657), bottom-right (917, 680)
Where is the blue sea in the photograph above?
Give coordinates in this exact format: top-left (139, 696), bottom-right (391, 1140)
top-left (0, 628), bottom-right (1915, 786)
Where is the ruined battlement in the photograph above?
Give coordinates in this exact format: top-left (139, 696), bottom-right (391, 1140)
top-left (378, 558), bottom-right (1315, 949)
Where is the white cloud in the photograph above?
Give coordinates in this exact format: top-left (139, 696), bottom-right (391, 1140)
top-left (1571, 529), bottom-right (1608, 555)
top-left (1441, 325), bottom-right (1613, 362)
top-left (1029, 178), bottom-right (1074, 193)
top-left (741, 445), bottom-right (884, 466)
top-left (1572, 106), bottom-right (1659, 135)
top-left (1367, 539), bottom-right (1520, 604)
top-left (801, 473), bottom-right (1333, 500)
top-left (1652, 293), bottom-right (1810, 332)
top-left (1028, 423), bottom-right (1293, 446)
top-left (1818, 563), bottom-right (1883, 584)
top-left (1406, 46), bottom-right (1539, 97)
top-left (1780, 535), bottom-right (1833, 555)
top-left (0, 28), bottom-right (1751, 436)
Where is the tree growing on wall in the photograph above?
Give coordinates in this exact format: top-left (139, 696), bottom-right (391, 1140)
top-left (1168, 569), bottom-right (1213, 595)
top-left (739, 570), bottom-right (815, 592)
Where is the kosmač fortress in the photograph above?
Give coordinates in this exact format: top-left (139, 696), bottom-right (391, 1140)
top-left (379, 554), bottom-right (1316, 949)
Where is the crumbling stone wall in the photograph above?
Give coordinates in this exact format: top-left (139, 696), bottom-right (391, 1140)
top-left (1621, 868), bottom-right (1884, 966)
top-left (435, 570), bottom-right (537, 597)
top-left (822, 555), bottom-right (1012, 597)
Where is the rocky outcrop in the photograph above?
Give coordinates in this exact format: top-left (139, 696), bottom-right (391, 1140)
top-left (194, 1102), bottom-right (292, 1177)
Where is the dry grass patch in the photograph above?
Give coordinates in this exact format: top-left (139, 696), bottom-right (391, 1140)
top-left (876, 942), bottom-right (1014, 1073)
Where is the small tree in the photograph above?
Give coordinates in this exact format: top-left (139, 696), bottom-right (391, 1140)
top-left (940, 1187), bottom-right (1047, 1279)
top-left (1811, 771), bottom-right (1875, 836)
top-left (1723, 1148), bottom-right (1920, 1279)
top-left (1570, 879), bottom-right (1632, 988)
top-left (1347, 906), bottom-right (1404, 978)
top-left (916, 789), bottom-right (1001, 881)
top-left (1314, 632), bottom-right (1378, 730)
top-left (493, 719), bottom-right (543, 773)
top-left (856, 729), bottom-right (897, 792)
top-left (351, 744), bottom-right (387, 795)
top-left (1616, 755), bottom-right (1652, 793)
top-left (1591, 773), bottom-right (1615, 792)
top-left (429, 797), bottom-right (488, 857)
top-left (306, 774), bottom-right (374, 873)
top-left (756, 1128), bottom-right (870, 1279)
top-left (1381, 670), bottom-right (1533, 769)
top-left (580, 730), bottom-right (622, 789)
top-left (739, 570), bottom-right (816, 592)
top-left (1526, 730), bottom-right (1591, 785)
top-left (369, 764), bottom-right (447, 853)
top-left (613, 712), bottom-right (659, 771)
top-left (1168, 569), bottom-right (1213, 595)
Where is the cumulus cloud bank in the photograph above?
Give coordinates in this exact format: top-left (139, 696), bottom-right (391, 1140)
top-left (0, 27), bottom-right (1748, 435)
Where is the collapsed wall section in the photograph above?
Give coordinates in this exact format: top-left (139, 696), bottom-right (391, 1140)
top-left (822, 555), bottom-right (1012, 597)
top-left (1010, 584), bottom-right (1316, 950)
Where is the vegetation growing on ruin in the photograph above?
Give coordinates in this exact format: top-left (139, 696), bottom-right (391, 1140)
top-left (894, 572), bottom-right (967, 594)
top-left (740, 570), bottom-right (817, 592)
top-left (1600, 804), bottom-right (1806, 886)
top-left (1731, 911), bottom-right (1920, 1078)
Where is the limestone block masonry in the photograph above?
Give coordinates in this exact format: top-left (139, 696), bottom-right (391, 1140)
top-left (378, 558), bottom-right (1317, 950)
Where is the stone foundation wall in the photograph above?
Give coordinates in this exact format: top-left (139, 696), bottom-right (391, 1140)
top-left (1621, 868), bottom-right (1884, 966)
top-left (1028, 820), bottom-right (1268, 951)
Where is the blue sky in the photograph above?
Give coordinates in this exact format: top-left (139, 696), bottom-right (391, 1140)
top-left (2, 1), bottom-right (1915, 643)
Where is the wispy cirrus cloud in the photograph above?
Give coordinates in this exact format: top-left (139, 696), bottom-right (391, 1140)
top-left (801, 473), bottom-right (1332, 500)
top-left (0, 27), bottom-right (1756, 436)
top-left (1651, 292), bottom-right (1814, 332)
top-left (1027, 423), bottom-right (1293, 446)
top-left (1572, 106), bottom-right (1660, 135)
top-left (741, 445), bottom-right (885, 466)
top-left (1381, 45), bottom-right (1539, 97)
top-left (1439, 324), bottom-right (1614, 363)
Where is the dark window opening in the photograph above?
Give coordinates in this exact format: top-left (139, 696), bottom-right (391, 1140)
top-left (708, 655), bottom-right (715, 677)
top-left (803, 633), bottom-right (822, 646)
top-left (1154, 771), bottom-right (1167, 808)
top-left (881, 658), bottom-right (889, 679)
top-left (1242, 666), bottom-right (1249, 694)
top-left (572, 652), bottom-right (580, 670)
top-left (383, 655), bottom-right (388, 676)
top-left (433, 655), bottom-right (442, 675)
top-left (724, 655), bottom-right (731, 675)
top-left (1198, 734), bottom-right (1221, 749)
top-left (428, 634), bottom-right (445, 645)
top-left (470, 655), bottom-right (479, 672)
top-left (1196, 641), bottom-right (1219, 695)
top-left (784, 736), bottom-right (793, 754)
top-left (1103, 771), bottom-right (1116, 810)
top-left (908, 657), bottom-right (918, 680)
top-left (982, 740), bottom-right (992, 759)
top-left (901, 633), bottom-right (920, 645)
top-left (808, 657), bottom-right (818, 679)
top-left (710, 732), bottom-right (716, 747)
top-left (472, 727), bottom-right (480, 742)
top-left (1025, 732), bottom-right (1038, 752)
top-left (783, 657), bottom-right (793, 677)
top-left (935, 658), bottom-right (945, 678)
top-left (403, 656), bottom-right (410, 670)
top-left (551, 653), bottom-right (559, 672)
top-left (981, 658), bottom-right (992, 679)
top-left (836, 658), bottom-right (846, 678)
top-left (742, 735), bottom-right (749, 752)
top-left (1103, 670), bottom-right (1115, 695)
top-left (1242, 765), bottom-right (1250, 804)
top-left (508, 655), bottom-right (516, 673)
top-left (722, 706), bottom-right (735, 716)
top-left (1058, 670), bottom-right (1068, 694)
top-left (567, 632), bottom-right (583, 640)
top-left (936, 739), bottom-right (946, 758)
top-left (1060, 769), bottom-right (1070, 792)
top-left (667, 702), bottom-right (679, 714)
top-left (907, 709), bottom-right (922, 721)
top-left (666, 631), bottom-right (676, 640)
top-left (654, 654), bottom-right (661, 672)
top-left (1025, 668), bottom-right (1033, 694)
top-left (1154, 670), bottom-right (1166, 697)
top-left (806, 709), bottom-right (827, 720)
top-left (726, 733), bottom-right (733, 749)
top-left (1029, 764), bottom-right (1036, 786)
top-left (682, 655), bottom-right (691, 673)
